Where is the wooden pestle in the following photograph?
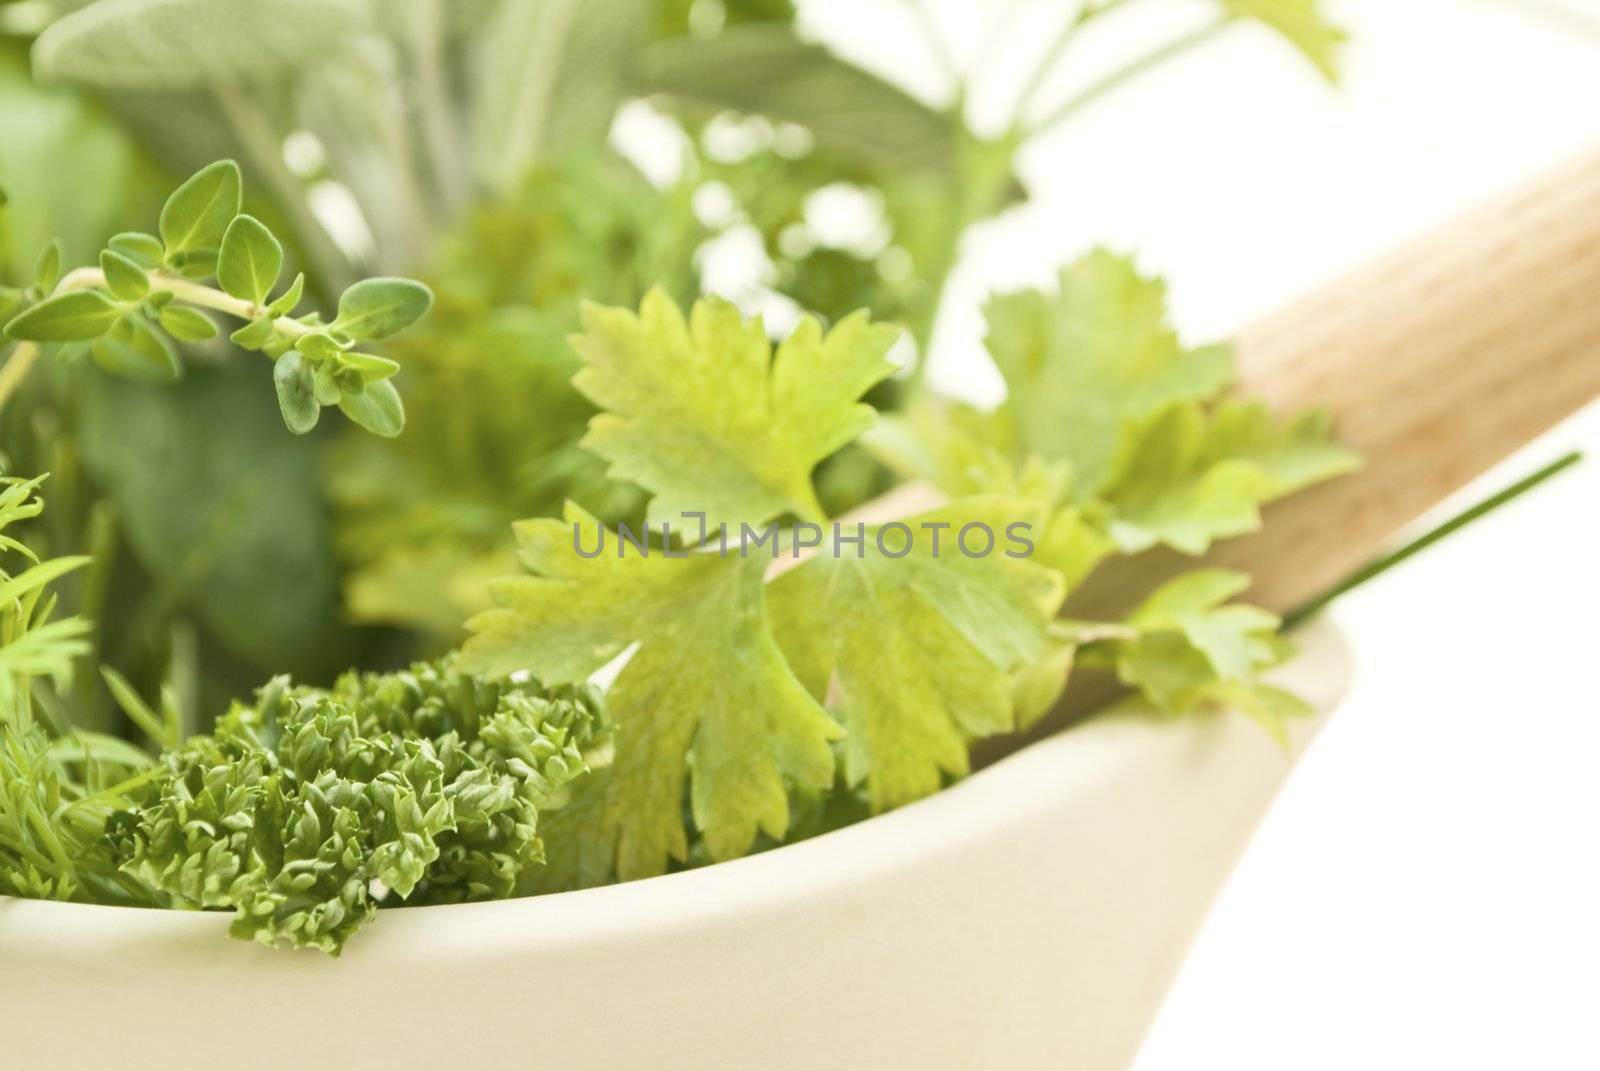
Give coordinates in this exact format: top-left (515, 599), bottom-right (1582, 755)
top-left (962, 148), bottom-right (1600, 759)
top-left (1065, 147), bottom-right (1600, 621)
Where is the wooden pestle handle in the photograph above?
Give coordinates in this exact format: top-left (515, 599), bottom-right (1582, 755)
top-left (1067, 148), bottom-right (1600, 620)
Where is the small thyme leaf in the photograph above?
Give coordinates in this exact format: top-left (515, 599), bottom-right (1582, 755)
top-left (34, 238), bottom-right (62, 293)
top-left (339, 350), bottom-right (402, 382)
top-left (294, 331), bottom-right (344, 360)
top-left (90, 313), bottom-right (181, 383)
top-left (6, 290), bottom-right (121, 342)
top-left (229, 315), bottom-right (276, 350)
top-left (333, 278), bottom-right (434, 341)
top-left (158, 159), bottom-right (241, 259)
top-left (157, 305), bottom-right (217, 342)
top-left (217, 214), bottom-right (283, 306)
top-left (273, 352), bottom-right (320, 434)
top-left (267, 272), bottom-right (305, 317)
top-left (99, 249), bottom-right (150, 303)
top-left (337, 378), bottom-right (405, 438)
top-left (107, 231), bottom-right (165, 269)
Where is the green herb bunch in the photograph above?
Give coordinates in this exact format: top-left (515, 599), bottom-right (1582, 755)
top-left (9, 604), bottom-right (610, 954)
top-left (460, 275), bottom-right (1356, 890)
top-left (0, 0), bottom-right (1361, 952)
top-left (0, 475), bottom-right (150, 904)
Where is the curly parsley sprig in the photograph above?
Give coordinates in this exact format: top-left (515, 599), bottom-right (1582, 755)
top-left (0, 160), bottom-right (432, 437)
top-left (107, 657), bottom-right (610, 954)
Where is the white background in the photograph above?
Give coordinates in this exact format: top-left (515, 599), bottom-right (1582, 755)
top-left (799, 1), bottom-right (1600, 1065)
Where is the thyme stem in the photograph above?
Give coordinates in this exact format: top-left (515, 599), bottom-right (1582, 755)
top-left (56, 265), bottom-right (315, 340)
top-left (0, 264), bottom-right (320, 415)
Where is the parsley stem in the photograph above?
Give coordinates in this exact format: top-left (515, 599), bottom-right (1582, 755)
top-left (971, 0), bottom-right (1028, 84)
top-left (1013, 0), bottom-right (1135, 127)
top-left (1284, 451), bottom-right (1584, 628)
top-left (1027, 15), bottom-right (1234, 140)
top-left (895, 0), bottom-right (962, 91)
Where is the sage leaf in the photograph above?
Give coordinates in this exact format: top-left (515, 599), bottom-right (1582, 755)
top-left (634, 25), bottom-right (961, 176)
top-left (32, 0), bottom-right (364, 91)
top-left (469, 0), bottom-right (647, 191)
top-left (75, 361), bottom-right (360, 676)
top-left (0, 52), bottom-right (155, 276)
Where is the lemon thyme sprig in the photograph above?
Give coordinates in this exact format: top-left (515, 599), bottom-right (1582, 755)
top-left (0, 160), bottom-right (431, 437)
